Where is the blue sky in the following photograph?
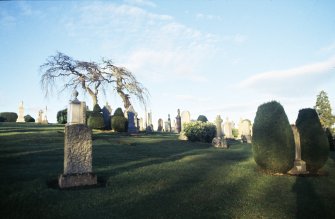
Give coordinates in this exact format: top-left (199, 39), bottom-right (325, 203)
top-left (1, 0), bottom-right (335, 127)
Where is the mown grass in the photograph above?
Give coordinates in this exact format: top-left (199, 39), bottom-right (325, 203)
top-left (0, 122), bottom-right (335, 218)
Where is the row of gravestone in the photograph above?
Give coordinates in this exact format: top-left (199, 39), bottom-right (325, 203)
top-left (58, 91), bottom-right (255, 188)
top-left (15, 101), bottom-right (48, 124)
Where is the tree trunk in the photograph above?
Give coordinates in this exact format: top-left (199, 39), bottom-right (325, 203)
top-left (117, 88), bottom-right (131, 109)
top-left (86, 87), bottom-right (98, 108)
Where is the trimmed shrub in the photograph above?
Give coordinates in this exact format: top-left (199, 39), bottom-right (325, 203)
top-left (326, 128), bottom-right (335, 151)
top-left (57, 109), bottom-right (67, 124)
top-left (111, 107), bottom-right (128, 132)
top-left (24, 115), bottom-right (35, 123)
top-left (0, 112), bottom-right (18, 122)
top-left (93, 104), bottom-right (102, 113)
top-left (88, 113), bottom-right (105, 130)
top-left (252, 101), bottom-right (295, 173)
top-left (296, 108), bottom-right (329, 173)
top-left (113, 108), bottom-right (124, 116)
top-left (0, 117), bottom-right (5, 122)
top-left (183, 121), bottom-right (216, 143)
top-left (197, 115), bottom-right (208, 123)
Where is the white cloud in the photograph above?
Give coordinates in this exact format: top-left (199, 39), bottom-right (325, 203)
top-left (196, 13), bottom-right (222, 21)
top-left (239, 55), bottom-right (335, 88)
top-left (124, 0), bottom-right (156, 8)
top-left (63, 2), bottom-right (218, 83)
top-left (319, 41), bottom-right (335, 53)
top-left (222, 33), bottom-right (248, 44)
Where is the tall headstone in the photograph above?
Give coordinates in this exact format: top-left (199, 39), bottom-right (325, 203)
top-left (238, 119), bottom-right (252, 143)
top-left (42, 106), bottom-right (48, 124)
top-left (102, 102), bottom-right (112, 129)
top-left (158, 119), bottom-right (163, 132)
top-left (139, 118), bottom-right (144, 131)
top-left (127, 105), bottom-right (138, 134)
top-left (168, 114), bottom-right (172, 132)
top-left (36, 110), bottom-right (43, 124)
top-left (181, 110), bottom-right (191, 131)
top-left (16, 101), bottom-right (25, 123)
top-left (175, 109), bottom-right (181, 133)
top-left (288, 125), bottom-right (308, 175)
top-left (59, 91), bottom-right (97, 188)
top-left (146, 111), bottom-right (153, 132)
top-left (212, 115), bottom-right (228, 148)
top-left (223, 117), bottom-right (233, 138)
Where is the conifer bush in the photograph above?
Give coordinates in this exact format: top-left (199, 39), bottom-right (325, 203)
top-left (24, 115), bottom-right (35, 123)
top-left (0, 112), bottom-right (18, 122)
top-left (197, 115), bottom-right (208, 123)
top-left (252, 101), bottom-right (295, 173)
top-left (296, 108), bottom-right (329, 173)
top-left (111, 107), bottom-right (128, 132)
top-left (88, 104), bottom-right (105, 130)
top-left (57, 109), bottom-right (67, 124)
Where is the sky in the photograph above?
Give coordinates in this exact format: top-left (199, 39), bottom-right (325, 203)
top-left (1, 0), bottom-right (335, 128)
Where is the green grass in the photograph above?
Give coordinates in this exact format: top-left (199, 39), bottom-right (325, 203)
top-left (1, 122), bottom-right (335, 218)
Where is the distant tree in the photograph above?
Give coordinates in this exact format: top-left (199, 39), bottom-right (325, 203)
top-left (40, 52), bottom-right (149, 109)
top-left (197, 115), bottom-right (208, 123)
top-left (314, 90), bottom-right (335, 130)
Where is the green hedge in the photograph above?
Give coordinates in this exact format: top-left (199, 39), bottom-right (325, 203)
top-left (197, 115), bottom-right (208, 123)
top-left (252, 101), bottom-right (295, 173)
top-left (88, 113), bottom-right (105, 130)
top-left (296, 108), bottom-right (329, 173)
top-left (183, 121), bottom-right (216, 143)
top-left (57, 109), bottom-right (67, 124)
top-left (111, 108), bottom-right (128, 132)
top-left (24, 115), bottom-right (35, 123)
top-left (0, 112), bottom-right (18, 122)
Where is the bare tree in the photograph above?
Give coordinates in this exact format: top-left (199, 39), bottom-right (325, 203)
top-left (40, 52), bottom-right (149, 109)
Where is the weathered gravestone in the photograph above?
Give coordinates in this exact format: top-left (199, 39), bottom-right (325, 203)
top-left (223, 117), bottom-right (233, 138)
top-left (164, 114), bottom-right (172, 132)
top-left (58, 91), bottom-right (97, 188)
top-left (36, 110), bottom-right (43, 124)
top-left (16, 101), bottom-right (25, 123)
top-left (139, 118), bottom-right (144, 131)
top-left (212, 115), bottom-right (228, 148)
top-left (238, 119), bottom-right (252, 143)
top-left (127, 105), bottom-right (138, 134)
top-left (175, 109), bottom-right (181, 133)
top-left (181, 110), bottom-right (191, 131)
top-left (288, 125), bottom-right (308, 175)
top-left (158, 118), bottom-right (163, 132)
top-left (146, 111), bottom-right (153, 132)
top-left (102, 102), bottom-right (112, 129)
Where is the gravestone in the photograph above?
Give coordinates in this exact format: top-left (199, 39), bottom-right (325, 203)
top-left (102, 102), bottom-right (112, 129)
top-left (167, 114), bottom-right (172, 132)
top-left (175, 109), bottom-right (181, 133)
top-left (16, 101), bottom-right (25, 123)
top-left (223, 117), bottom-right (233, 138)
top-left (238, 119), bottom-right (252, 143)
top-left (127, 105), bottom-right (138, 134)
top-left (36, 110), bottom-right (43, 124)
top-left (288, 125), bottom-right (308, 175)
top-left (146, 111), bottom-right (153, 132)
top-left (139, 118), bottom-right (144, 131)
top-left (181, 110), bottom-right (191, 131)
top-left (212, 115), bottom-right (228, 148)
top-left (135, 113), bottom-right (139, 130)
top-left (42, 106), bottom-right (48, 124)
top-left (59, 91), bottom-right (97, 188)
top-left (158, 118), bottom-right (163, 132)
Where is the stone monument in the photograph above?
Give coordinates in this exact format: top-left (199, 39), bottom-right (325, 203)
top-left (36, 110), bottom-right (43, 124)
top-left (181, 110), bottom-right (191, 131)
top-left (212, 115), bottom-right (228, 148)
top-left (175, 109), bottom-right (181, 133)
top-left (58, 90), bottom-right (97, 188)
top-left (102, 102), bottom-right (112, 130)
top-left (127, 105), bottom-right (138, 134)
top-left (223, 117), bottom-right (233, 138)
top-left (158, 119), bottom-right (163, 132)
top-left (288, 125), bottom-right (308, 175)
top-left (42, 106), bottom-right (48, 124)
top-left (238, 119), bottom-right (252, 143)
top-left (16, 101), bottom-right (25, 123)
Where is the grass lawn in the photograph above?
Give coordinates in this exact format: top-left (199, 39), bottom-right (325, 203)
top-left (1, 122), bottom-right (335, 218)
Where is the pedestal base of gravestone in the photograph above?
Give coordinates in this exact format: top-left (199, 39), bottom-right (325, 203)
top-left (178, 132), bottom-right (188, 140)
top-left (288, 160), bottom-right (309, 175)
top-left (59, 173), bottom-right (97, 188)
top-left (58, 124), bottom-right (97, 189)
top-left (212, 137), bottom-right (228, 149)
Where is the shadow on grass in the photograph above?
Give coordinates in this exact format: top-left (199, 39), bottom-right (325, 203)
top-left (46, 176), bottom-right (108, 190)
top-left (292, 176), bottom-right (326, 219)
